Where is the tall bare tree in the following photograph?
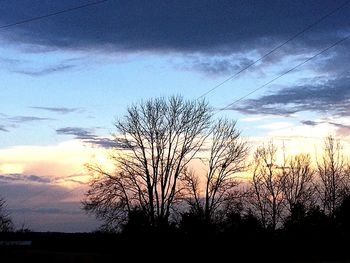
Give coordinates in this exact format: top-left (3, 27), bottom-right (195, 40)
top-left (281, 154), bottom-right (315, 212)
top-left (83, 96), bottom-right (212, 230)
top-left (249, 142), bottom-right (285, 230)
top-left (182, 119), bottom-right (248, 223)
top-left (317, 135), bottom-right (349, 217)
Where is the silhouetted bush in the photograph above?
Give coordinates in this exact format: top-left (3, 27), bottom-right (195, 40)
top-left (336, 195), bottom-right (350, 233)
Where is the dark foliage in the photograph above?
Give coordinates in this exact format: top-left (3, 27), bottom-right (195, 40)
top-left (0, 197), bottom-right (14, 232)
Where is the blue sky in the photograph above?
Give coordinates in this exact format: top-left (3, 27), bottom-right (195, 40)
top-left (0, 0), bottom-right (350, 231)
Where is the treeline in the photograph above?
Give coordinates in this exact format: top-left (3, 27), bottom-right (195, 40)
top-left (1, 96), bottom-right (350, 243)
top-left (82, 96), bottom-right (350, 240)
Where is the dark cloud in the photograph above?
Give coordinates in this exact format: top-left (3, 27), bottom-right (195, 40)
top-left (232, 74), bottom-right (350, 116)
top-left (31, 106), bottom-right (82, 114)
top-left (0, 0), bottom-right (348, 55)
top-left (9, 207), bottom-right (64, 214)
top-left (0, 174), bottom-right (52, 184)
top-left (301, 120), bottom-right (318, 126)
top-left (0, 1), bottom-right (348, 78)
top-left (0, 172), bottom-right (97, 232)
top-left (0, 125), bottom-right (9, 132)
top-left (56, 126), bottom-right (118, 148)
top-left (56, 127), bottom-right (92, 139)
top-left (0, 183), bottom-right (99, 232)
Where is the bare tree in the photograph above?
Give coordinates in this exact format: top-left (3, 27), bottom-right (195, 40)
top-left (317, 135), bottom-right (349, 217)
top-left (0, 197), bottom-right (14, 232)
top-left (83, 96), bottom-right (212, 229)
top-left (281, 154), bottom-right (315, 212)
top-left (248, 142), bottom-right (285, 230)
top-left (182, 119), bottom-right (248, 223)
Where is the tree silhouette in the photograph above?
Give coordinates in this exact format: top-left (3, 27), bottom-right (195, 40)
top-left (281, 154), bottom-right (316, 213)
top-left (83, 96), bottom-right (212, 230)
top-left (248, 141), bottom-right (286, 230)
top-left (317, 135), bottom-right (349, 217)
top-left (181, 119), bottom-right (248, 224)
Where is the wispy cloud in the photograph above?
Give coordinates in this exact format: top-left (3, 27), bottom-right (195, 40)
top-left (56, 127), bottom-right (93, 139)
top-left (13, 64), bottom-right (76, 77)
top-left (0, 53), bottom-right (85, 77)
top-left (7, 116), bottom-right (54, 123)
top-left (0, 114), bottom-right (54, 131)
top-left (179, 56), bottom-right (255, 76)
top-left (56, 127), bottom-right (118, 148)
top-left (30, 106), bottom-right (83, 114)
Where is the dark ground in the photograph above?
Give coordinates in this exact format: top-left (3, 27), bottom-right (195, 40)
top-left (1, 231), bottom-right (350, 262)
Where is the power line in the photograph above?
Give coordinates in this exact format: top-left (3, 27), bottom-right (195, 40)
top-left (197, 0), bottom-right (350, 99)
top-left (0, 0), bottom-right (110, 30)
top-left (216, 33), bottom-right (350, 113)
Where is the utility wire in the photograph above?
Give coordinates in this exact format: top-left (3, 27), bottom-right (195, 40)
top-left (216, 33), bottom-right (350, 113)
top-left (0, 0), bottom-right (110, 30)
top-left (197, 0), bottom-right (350, 99)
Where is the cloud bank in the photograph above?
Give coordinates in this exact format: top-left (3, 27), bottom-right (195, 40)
top-left (0, 1), bottom-right (348, 54)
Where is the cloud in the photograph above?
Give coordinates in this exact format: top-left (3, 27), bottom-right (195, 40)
top-left (232, 73), bottom-right (350, 116)
top-left (0, 1), bottom-right (349, 78)
top-left (56, 127), bottom-right (118, 148)
top-left (0, 182), bottom-right (99, 232)
top-left (0, 114), bottom-right (54, 131)
top-left (301, 119), bottom-right (350, 137)
top-left (301, 120), bottom-right (318, 126)
top-left (1, 114), bottom-right (53, 124)
top-left (0, 52), bottom-right (86, 77)
top-left (7, 116), bottom-right (54, 123)
top-left (0, 57), bottom-right (24, 67)
top-left (180, 56), bottom-right (256, 76)
top-left (30, 106), bottom-right (83, 114)
top-left (0, 1), bottom-right (348, 55)
top-left (331, 123), bottom-right (350, 137)
top-left (0, 125), bottom-right (9, 132)
top-left (0, 173), bottom-right (52, 184)
top-left (9, 207), bottom-right (62, 214)
top-left (13, 64), bottom-right (75, 76)
top-left (56, 127), bottom-right (93, 139)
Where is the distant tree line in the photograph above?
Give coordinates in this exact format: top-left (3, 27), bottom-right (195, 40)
top-left (82, 96), bottom-right (350, 237)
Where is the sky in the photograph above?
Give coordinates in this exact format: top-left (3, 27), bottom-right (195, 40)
top-left (0, 0), bottom-right (350, 232)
